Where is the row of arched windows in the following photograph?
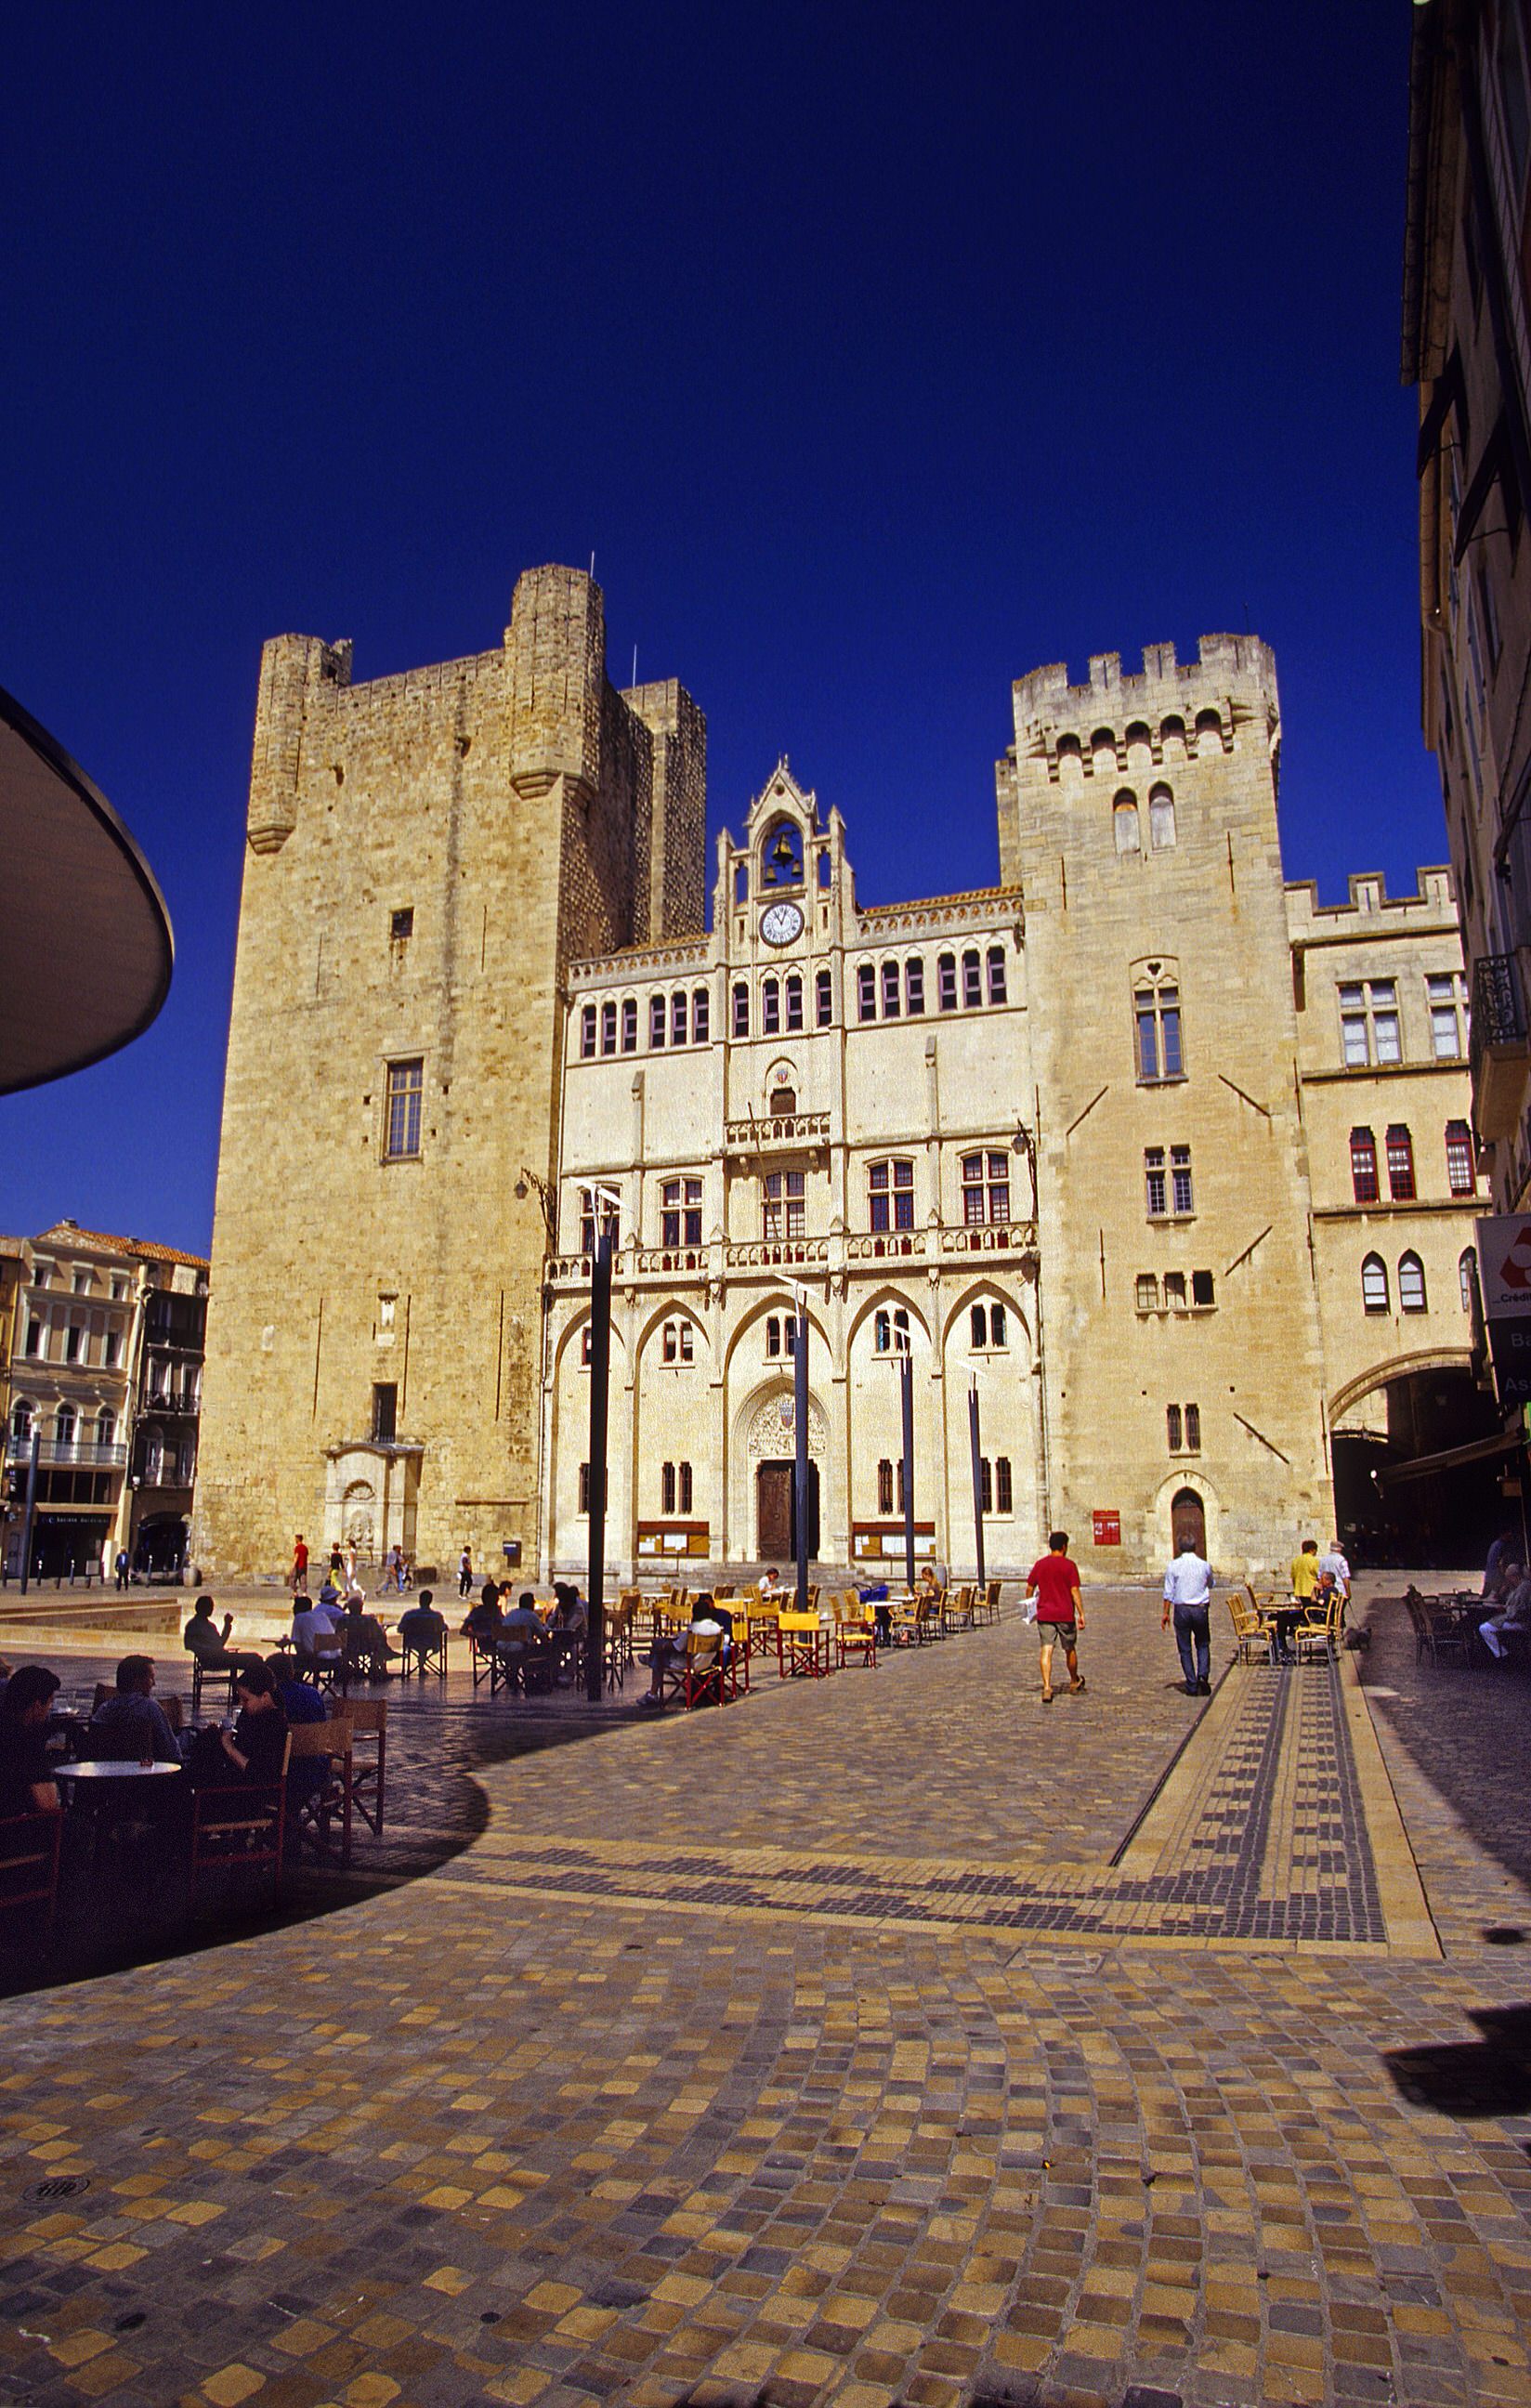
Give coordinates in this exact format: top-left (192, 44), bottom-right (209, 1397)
top-left (8, 1401), bottom-right (116, 1448)
top-left (1360, 1250), bottom-right (1472, 1315)
top-left (580, 943), bottom-right (1014, 1055)
top-left (1055, 711), bottom-right (1226, 777)
top-left (580, 987), bottom-right (712, 1060)
top-left (856, 947), bottom-right (1007, 1021)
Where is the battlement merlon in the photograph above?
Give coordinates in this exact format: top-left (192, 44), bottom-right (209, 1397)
top-left (1010, 634), bottom-right (1281, 781)
top-left (504, 564), bottom-right (608, 803)
top-left (622, 679), bottom-right (709, 942)
top-left (246, 635), bottom-right (352, 856)
top-left (1284, 864), bottom-right (1460, 937)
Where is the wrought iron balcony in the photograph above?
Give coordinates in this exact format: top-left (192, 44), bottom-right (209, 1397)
top-left (4, 1436), bottom-right (126, 1469)
top-left (1471, 951), bottom-right (1531, 1142)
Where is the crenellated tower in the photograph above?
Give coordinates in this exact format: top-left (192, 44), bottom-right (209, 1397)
top-left (997, 635), bottom-right (1329, 1570)
top-left (196, 569), bottom-right (706, 1579)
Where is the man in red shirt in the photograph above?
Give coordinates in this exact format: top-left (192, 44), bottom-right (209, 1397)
top-left (1025, 1530), bottom-right (1085, 1704)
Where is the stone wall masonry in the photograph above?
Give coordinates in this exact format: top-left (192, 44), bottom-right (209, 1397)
top-left (1004, 635), bottom-right (1331, 1574)
top-left (197, 569), bottom-right (700, 1581)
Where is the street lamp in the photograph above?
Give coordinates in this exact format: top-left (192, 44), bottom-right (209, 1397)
top-left (514, 1167), bottom-right (557, 1247)
top-left (584, 1184), bottom-right (621, 1702)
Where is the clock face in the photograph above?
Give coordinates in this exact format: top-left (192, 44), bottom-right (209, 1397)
top-left (760, 901), bottom-right (805, 947)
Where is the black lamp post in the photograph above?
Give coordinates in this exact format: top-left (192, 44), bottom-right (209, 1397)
top-left (585, 1205), bottom-right (616, 1703)
top-left (899, 1337), bottom-right (916, 1594)
top-left (793, 1290), bottom-right (810, 1616)
top-left (968, 1377), bottom-right (987, 1589)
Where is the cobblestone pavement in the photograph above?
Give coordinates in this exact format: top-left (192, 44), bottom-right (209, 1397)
top-left (2, 1590), bottom-right (1530, 2408)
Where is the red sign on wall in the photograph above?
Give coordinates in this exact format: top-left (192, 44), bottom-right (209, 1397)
top-left (1092, 1510), bottom-right (1121, 1547)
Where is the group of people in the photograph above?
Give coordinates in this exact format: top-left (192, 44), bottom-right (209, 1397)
top-left (1018, 1528), bottom-right (1354, 1705)
top-left (290, 1534), bottom-right (414, 1600)
top-left (0, 1647), bottom-right (301, 1835)
top-left (462, 1581), bottom-right (588, 1685)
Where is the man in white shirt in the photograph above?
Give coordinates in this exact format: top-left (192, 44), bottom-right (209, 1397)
top-left (1317, 1541), bottom-right (1351, 1603)
top-left (292, 1598), bottom-right (341, 1664)
top-left (1161, 1544), bottom-right (1214, 1697)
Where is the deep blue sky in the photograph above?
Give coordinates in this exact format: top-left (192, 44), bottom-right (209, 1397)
top-left (4, 3), bottom-right (1439, 1257)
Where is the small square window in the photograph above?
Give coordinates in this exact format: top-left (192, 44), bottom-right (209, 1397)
top-left (390, 908), bottom-right (414, 941)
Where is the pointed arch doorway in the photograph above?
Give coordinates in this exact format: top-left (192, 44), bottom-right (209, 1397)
top-left (1171, 1486), bottom-right (1206, 1555)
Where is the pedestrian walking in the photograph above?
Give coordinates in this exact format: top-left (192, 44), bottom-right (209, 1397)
top-left (458, 1545), bottom-right (474, 1598)
top-left (1024, 1531), bottom-right (1085, 1704)
top-left (290, 1533), bottom-right (308, 1594)
top-left (1162, 1539), bottom-right (1213, 1695)
top-left (114, 1548), bottom-right (129, 1591)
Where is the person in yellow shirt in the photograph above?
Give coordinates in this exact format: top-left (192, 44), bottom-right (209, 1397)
top-left (1276, 1537), bottom-right (1321, 1666)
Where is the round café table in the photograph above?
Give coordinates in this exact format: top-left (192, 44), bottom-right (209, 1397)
top-left (55, 1760), bottom-right (183, 1873)
top-left (56, 1761), bottom-right (182, 1781)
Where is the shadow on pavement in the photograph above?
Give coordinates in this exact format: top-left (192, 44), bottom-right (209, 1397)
top-left (1384, 2002), bottom-right (1531, 2117)
top-left (1361, 1593), bottom-right (1531, 1900)
top-left (0, 1699), bottom-right (636, 2002)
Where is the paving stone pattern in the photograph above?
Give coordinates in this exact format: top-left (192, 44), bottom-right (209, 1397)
top-left (1, 1590), bottom-right (1529, 2408)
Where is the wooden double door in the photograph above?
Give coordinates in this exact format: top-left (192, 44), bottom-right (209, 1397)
top-left (757, 1460), bottom-right (820, 1561)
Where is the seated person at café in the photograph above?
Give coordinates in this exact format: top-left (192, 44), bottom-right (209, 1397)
top-left (89, 1656), bottom-right (182, 1762)
top-left (266, 1656), bottom-right (331, 1801)
top-left (182, 1595), bottom-right (265, 1681)
top-left (340, 1594), bottom-right (397, 1678)
top-left (503, 1590), bottom-right (552, 1662)
top-left (548, 1583), bottom-right (587, 1674)
top-left (398, 1588), bottom-right (448, 1662)
top-left (463, 1582), bottom-right (504, 1646)
top-left (0, 1666), bottom-right (61, 1817)
top-left (291, 1595), bottom-right (342, 1664)
top-left (1481, 1565), bottom-right (1531, 1660)
top-left (640, 1595), bottom-right (723, 1708)
top-left (757, 1565), bottom-right (783, 1602)
top-left (187, 1665), bottom-right (289, 1786)
top-left (313, 1579), bottom-right (347, 1624)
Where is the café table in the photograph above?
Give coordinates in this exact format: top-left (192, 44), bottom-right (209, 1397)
top-left (55, 1760), bottom-right (183, 1869)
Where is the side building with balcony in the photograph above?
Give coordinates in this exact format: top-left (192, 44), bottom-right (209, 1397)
top-left (2, 1222), bottom-right (208, 1582)
top-left (1287, 867), bottom-right (1498, 1559)
top-left (543, 766), bottom-right (1041, 1579)
top-left (1405, 0), bottom-right (1531, 1209)
top-left (127, 1248), bottom-right (209, 1578)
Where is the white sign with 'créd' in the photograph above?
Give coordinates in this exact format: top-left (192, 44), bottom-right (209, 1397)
top-left (1475, 1215), bottom-right (1531, 1319)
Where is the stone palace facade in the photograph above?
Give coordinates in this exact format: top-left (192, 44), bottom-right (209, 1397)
top-left (196, 570), bottom-right (1480, 1584)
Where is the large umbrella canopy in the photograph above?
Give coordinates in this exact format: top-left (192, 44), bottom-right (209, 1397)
top-left (0, 683), bottom-right (173, 1093)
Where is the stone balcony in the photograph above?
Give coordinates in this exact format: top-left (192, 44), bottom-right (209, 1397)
top-left (723, 1111), bottom-right (831, 1157)
top-left (545, 1218), bottom-right (1038, 1293)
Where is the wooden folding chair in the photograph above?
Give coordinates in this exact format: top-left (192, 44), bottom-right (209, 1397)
top-left (345, 1699), bottom-right (387, 1837)
top-left (833, 1595), bottom-right (877, 1669)
top-left (1228, 1588), bottom-right (1274, 1664)
top-left (287, 1717), bottom-right (355, 1865)
top-left (0, 1811), bottom-right (62, 1950)
top-left (189, 1656), bottom-right (238, 1717)
top-left (398, 1624), bottom-right (448, 1678)
top-left (188, 1734), bottom-right (291, 1910)
top-left (682, 1631), bottom-right (736, 1709)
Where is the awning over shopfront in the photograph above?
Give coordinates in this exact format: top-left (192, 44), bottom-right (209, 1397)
top-left (1375, 1423), bottom-right (1526, 1488)
top-left (0, 683), bottom-right (173, 1093)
